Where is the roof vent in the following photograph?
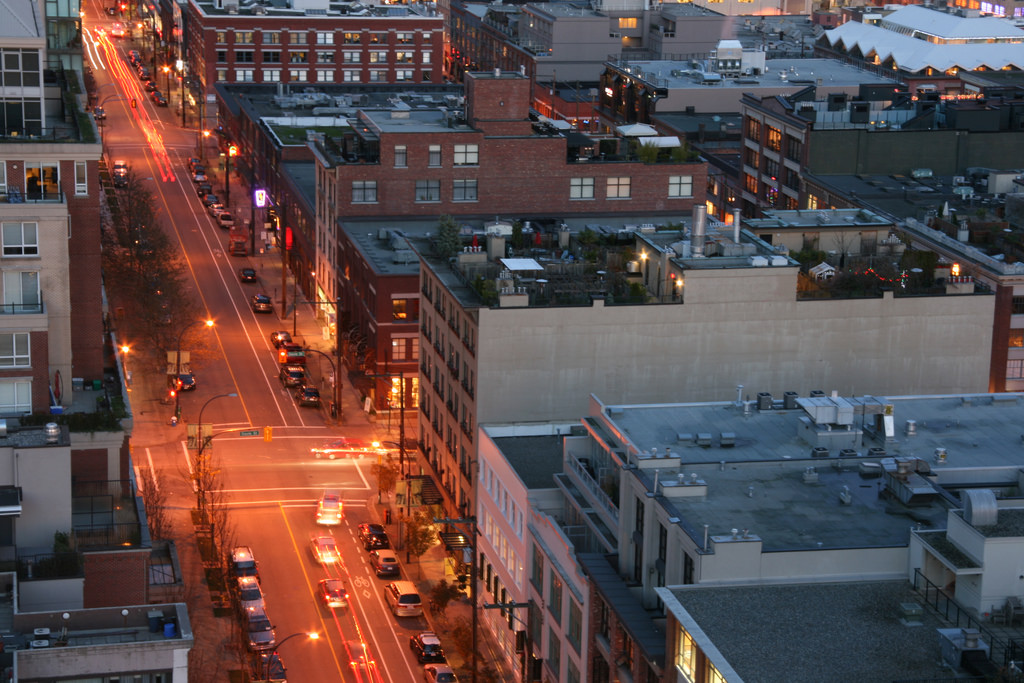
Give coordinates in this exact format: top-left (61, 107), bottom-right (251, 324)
top-left (963, 489), bottom-right (998, 527)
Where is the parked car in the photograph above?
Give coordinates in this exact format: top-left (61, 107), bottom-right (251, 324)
top-left (151, 91), bottom-right (168, 107)
top-left (310, 535), bottom-right (340, 564)
top-left (112, 159), bottom-right (129, 188)
top-left (201, 193), bottom-right (220, 207)
top-left (128, 50), bottom-right (141, 66)
top-left (217, 213), bottom-right (235, 229)
top-left (192, 171), bottom-right (207, 183)
top-left (206, 202), bottom-right (224, 217)
top-left (92, 106), bottom-right (106, 121)
top-left (239, 267), bottom-right (257, 283)
top-left (358, 523), bottom-right (390, 550)
top-left (269, 330), bottom-right (292, 348)
top-left (369, 549), bottom-right (400, 577)
top-left (236, 575), bottom-right (265, 615)
top-left (195, 182), bottom-right (213, 198)
top-left (277, 342), bottom-right (305, 366)
top-left (187, 157), bottom-right (202, 172)
top-left (137, 66), bottom-right (150, 80)
top-left (296, 385), bottom-right (320, 407)
top-left (384, 581), bottom-right (422, 617)
top-left (423, 664), bottom-right (458, 683)
top-left (230, 546), bottom-right (260, 581)
top-left (143, 79), bottom-right (158, 92)
top-left (169, 372), bottom-right (196, 392)
top-left (245, 605), bottom-right (276, 652)
top-left (317, 579), bottom-right (348, 609)
top-left (279, 365), bottom-right (305, 387)
top-left (105, 6), bottom-right (119, 15)
top-left (251, 294), bottom-right (273, 313)
top-left (410, 632), bottom-right (446, 664)
top-left (316, 489), bottom-right (342, 526)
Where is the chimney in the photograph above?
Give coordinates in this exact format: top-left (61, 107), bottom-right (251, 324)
top-left (691, 206), bottom-right (707, 258)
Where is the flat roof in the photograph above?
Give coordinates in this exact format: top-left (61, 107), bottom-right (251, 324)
top-left (663, 580), bottom-right (954, 683)
top-left (492, 434), bottom-right (564, 490)
top-left (603, 393), bottom-right (1024, 550)
top-left (610, 58), bottom-right (899, 91)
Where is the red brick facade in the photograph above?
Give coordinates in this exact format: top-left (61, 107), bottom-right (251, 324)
top-left (65, 158), bottom-right (104, 381)
top-left (83, 548), bottom-right (149, 608)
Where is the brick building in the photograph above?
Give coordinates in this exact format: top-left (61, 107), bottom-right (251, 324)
top-left (184, 0), bottom-right (445, 127)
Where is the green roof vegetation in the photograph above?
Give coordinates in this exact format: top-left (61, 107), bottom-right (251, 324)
top-left (270, 124), bottom-right (352, 145)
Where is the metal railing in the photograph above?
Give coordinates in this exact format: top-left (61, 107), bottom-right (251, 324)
top-left (0, 302), bottom-right (43, 315)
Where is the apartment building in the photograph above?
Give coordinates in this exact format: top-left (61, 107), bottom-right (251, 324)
top-left (407, 206), bottom-right (992, 519)
top-left (185, 0), bottom-right (445, 125)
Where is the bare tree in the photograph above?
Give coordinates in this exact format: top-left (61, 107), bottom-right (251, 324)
top-left (137, 466), bottom-right (170, 541)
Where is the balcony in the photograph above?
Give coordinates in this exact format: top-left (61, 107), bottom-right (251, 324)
top-left (0, 301), bottom-right (44, 315)
top-left (562, 455), bottom-right (619, 528)
top-left (0, 189), bottom-right (65, 204)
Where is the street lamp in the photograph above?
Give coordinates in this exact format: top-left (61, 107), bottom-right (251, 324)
top-left (225, 144), bottom-right (238, 207)
top-left (197, 129), bottom-right (210, 161)
top-left (173, 318), bottom-right (214, 421)
top-left (263, 632), bottom-right (318, 682)
top-left (303, 347), bottom-right (339, 424)
top-left (194, 392), bottom-right (238, 518)
top-left (162, 64), bottom-right (170, 100)
top-left (120, 344), bottom-right (131, 390)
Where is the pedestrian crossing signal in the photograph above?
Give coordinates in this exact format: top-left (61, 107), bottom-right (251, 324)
top-left (263, 426), bottom-right (272, 442)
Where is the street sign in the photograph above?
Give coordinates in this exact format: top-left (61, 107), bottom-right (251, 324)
top-left (239, 429), bottom-right (260, 437)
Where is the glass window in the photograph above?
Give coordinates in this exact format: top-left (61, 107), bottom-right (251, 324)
top-left (0, 380), bottom-right (30, 414)
top-left (215, 31), bottom-right (227, 44)
top-left (567, 659), bottom-right (580, 683)
top-left (422, 70), bottom-right (432, 82)
top-left (370, 51), bottom-right (387, 63)
top-left (316, 70), bottom-right (334, 82)
top-left (235, 51), bottom-right (254, 63)
top-left (548, 628), bottom-right (561, 677)
top-left (352, 180), bottom-right (377, 203)
top-left (216, 69), bottom-right (228, 82)
top-left (289, 51), bottom-right (307, 64)
top-left (415, 180), bottom-right (440, 202)
top-left (343, 32), bottom-right (361, 44)
top-left (0, 163), bottom-right (6, 194)
top-left (316, 31), bottom-right (334, 45)
top-left (428, 145), bottom-right (441, 167)
top-left (342, 70), bottom-right (360, 83)
top-left (235, 31), bottom-right (254, 44)
top-left (263, 69), bottom-right (281, 82)
top-left (531, 544), bottom-right (544, 590)
top-left (744, 173), bottom-right (758, 194)
top-left (746, 116), bottom-right (761, 141)
top-left (396, 32), bottom-right (414, 44)
top-left (0, 333), bottom-right (29, 367)
top-left (263, 31), bottom-right (281, 44)
top-left (422, 50), bottom-right (431, 64)
top-left (1007, 359), bottom-right (1024, 379)
top-left (3, 271), bottom-right (40, 312)
top-left (618, 17), bottom-right (638, 28)
top-left (369, 70), bottom-right (386, 82)
top-left (607, 176), bottom-right (631, 199)
top-left (396, 69), bottom-right (413, 81)
top-left (75, 161), bottom-right (87, 195)
top-left (216, 50), bottom-right (227, 63)
top-left (290, 31), bottom-right (307, 44)
top-left (395, 146), bottom-right (407, 167)
top-left (786, 135), bottom-right (802, 162)
top-left (2, 222), bottom-right (38, 256)
top-left (1011, 296), bottom-right (1024, 315)
top-left (453, 144), bottom-right (478, 166)
top-left (396, 51), bottom-right (414, 64)
top-left (668, 175), bottom-right (692, 198)
top-left (289, 69), bottom-right (307, 82)
top-left (745, 147), bottom-right (760, 169)
top-left (764, 158), bottom-right (780, 180)
top-left (767, 126), bottom-right (782, 152)
top-left (24, 162), bottom-right (58, 200)
top-left (675, 628), bottom-right (696, 677)
top-left (548, 573), bottom-right (562, 623)
top-left (316, 51), bottom-right (334, 64)
top-left (342, 51), bottom-right (360, 64)
top-left (263, 51), bottom-right (281, 63)
top-left (567, 600), bottom-right (581, 652)
top-left (453, 179), bottom-right (477, 202)
top-left (1010, 330), bottom-right (1023, 348)
top-left (236, 69), bottom-right (254, 82)
top-left (392, 299), bottom-right (419, 321)
top-left (570, 177), bottom-right (594, 199)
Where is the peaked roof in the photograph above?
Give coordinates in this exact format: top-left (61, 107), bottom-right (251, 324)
top-left (821, 20), bottom-right (1024, 73)
top-left (881, 5), bottom-right (1024, 41)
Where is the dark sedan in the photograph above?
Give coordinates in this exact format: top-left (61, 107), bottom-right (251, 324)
top-left (251, 294), bottom-right (273, 313)
top-left (296, 385), bottom-right (321, 407)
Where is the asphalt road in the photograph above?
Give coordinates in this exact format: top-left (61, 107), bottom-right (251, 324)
top-left (83, 8), bottom-right (434, 680)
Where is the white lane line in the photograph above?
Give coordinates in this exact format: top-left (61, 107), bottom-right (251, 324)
top-left (146, 448), bottom-right (159, 492)
top-left (182, 440), bottom-right (196, 491)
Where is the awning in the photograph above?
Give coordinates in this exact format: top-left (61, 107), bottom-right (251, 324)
top-left (439, 531), bottom-right (472, 550)
top-left (642, 136), bottom-right (681, 148)
top-left (499, 258), bottom-right (543, 272)
top-left (0, 486), bottom-right (22, 516)
top-left (616, 123), bottom-right (658, 137)
top-left (409, 474), bottom-right (442, 505)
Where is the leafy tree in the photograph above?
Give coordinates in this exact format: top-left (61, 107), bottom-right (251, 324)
top-left (637, 141), bottom-right (659, 163)
top-left (404, 508), bottom-right (436, 566)
top-left (435, 214), bottom-right (461, 259)
top-left (511, 220), bottom-right (524, 250)
top-left (370, 455), bottom-right (400, 500)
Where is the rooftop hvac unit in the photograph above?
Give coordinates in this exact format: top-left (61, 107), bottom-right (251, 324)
top-left (757, 392), bottom-right (772, 411)
top-left (962, 489), bottom-right (998, 527)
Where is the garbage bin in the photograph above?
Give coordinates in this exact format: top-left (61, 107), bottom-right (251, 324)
top-left (163, 618), bottom-right (177, 638)
top-left (147, 610), bottom-right (163, 633)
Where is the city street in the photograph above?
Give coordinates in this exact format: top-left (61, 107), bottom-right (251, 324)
top-left (82, 5), bottom-right (437, 681)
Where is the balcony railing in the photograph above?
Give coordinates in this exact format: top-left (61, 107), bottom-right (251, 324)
top-left (1, 189), bottom-right (66, 203)
top-left (0, 302), bottom-right (43, 315)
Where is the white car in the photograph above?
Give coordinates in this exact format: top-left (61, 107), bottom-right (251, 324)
top-left (311, 535), bottom-right (340, 564)
top-left (206, 202), bottom-right (225, 217)
top-left (236, 575), bottom-right (265, 615)
top-left (424, 663), bottom-right (458, 683)
top-left (316, 489), bottom-right (343, 525)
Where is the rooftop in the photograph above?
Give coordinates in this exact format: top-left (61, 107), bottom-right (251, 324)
top-left (491, 434), bottom-right (565, 490)
top-left (600, 393), bottom-right (1024, 550)
top-left (661, 580), bottom-right (957, 683)
top-left (607, 57), bottom-right (899, 92)
top-left (191, 0), bottom-right (441, 20)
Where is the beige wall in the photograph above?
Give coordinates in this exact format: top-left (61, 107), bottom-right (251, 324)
top-left (474, 266), bottom-right (993, 423)
top-left (0, 444), bottom-right (72, 550)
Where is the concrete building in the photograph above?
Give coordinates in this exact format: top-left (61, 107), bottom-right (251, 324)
top-left (408, 207), bottom-right (992, 519)
top-left (0, 0), bottom-right (104, 416)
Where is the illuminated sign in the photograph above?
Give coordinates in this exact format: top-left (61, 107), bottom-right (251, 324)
top-left (254, 189), bottom-right (267, 207)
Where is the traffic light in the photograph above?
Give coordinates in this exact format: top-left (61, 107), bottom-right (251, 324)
top-left (263, 426), bottom-right (272, 442)
top-left (169, 388), bottom-right (176, 399)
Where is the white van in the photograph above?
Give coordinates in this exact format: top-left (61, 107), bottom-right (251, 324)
top-left (384, 581), bottom-right (422, 617)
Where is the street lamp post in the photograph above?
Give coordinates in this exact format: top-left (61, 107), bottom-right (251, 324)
top-left (162, 65), bottom-right (170, 100)
top-left (483, 601), bottom-right (533, 683)
top-left (295, 296), bottom-right (344, 421)
top-left (225, 144), bottom-right (238, 206)
top-left (262, 632), bottom-right (319, 682)
top-left (303, 347), bottom-right (338, 424)
top-left (193, 392), bottom-right (238, 517)
top-left (173, 318), bottom-right (214, 421)
top-left (197, 128), bottom-right (210, 161)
